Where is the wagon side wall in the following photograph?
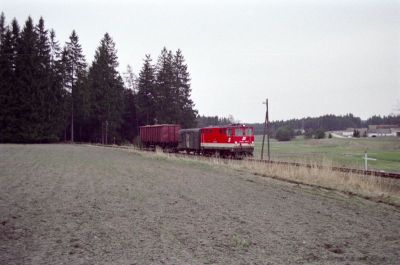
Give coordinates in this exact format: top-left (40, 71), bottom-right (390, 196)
top-left (140, 125), bottom-right (181, 145)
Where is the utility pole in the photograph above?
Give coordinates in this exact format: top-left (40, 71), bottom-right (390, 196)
top-left (261, 98), bottom-right (270, 161)
top-left (267, 100), bottom-right (270, 161)
top-left (71, 63), bottom-right (74, 143)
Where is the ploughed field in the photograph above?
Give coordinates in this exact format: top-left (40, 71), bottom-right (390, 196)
top-left (0, 144), bottom-right (399, 264)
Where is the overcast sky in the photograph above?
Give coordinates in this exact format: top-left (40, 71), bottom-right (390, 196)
top-left (2, 0), bottom-right (400, 122)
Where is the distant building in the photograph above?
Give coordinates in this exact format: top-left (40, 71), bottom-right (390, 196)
top-left (367, 125), bottom-right (400, 137)
top-left (332, 125), bottom-right (400, 138)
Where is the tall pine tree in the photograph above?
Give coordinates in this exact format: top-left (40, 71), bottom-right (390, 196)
top-left (0, 13), bottom-right (13, 141)
top-left (87, 33), bottom-right (124, 144)
top-left (13, 17), bottom-right (42, 142)
top-left (172, 49), bottom-right (197, 127)
top-left (155, 47), bottom-right (175, 124)
top-left (137, 54), bottom-right (156, 125)
top-left (63, 30), bottom-right (87, 142)
top-left (45, 28), bottom-right (66, 141)
top-left (121, 64), bottom-right (138, 141)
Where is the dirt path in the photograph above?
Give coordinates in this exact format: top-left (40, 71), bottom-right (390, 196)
top-left (0, 144), bottom-right (399, 264)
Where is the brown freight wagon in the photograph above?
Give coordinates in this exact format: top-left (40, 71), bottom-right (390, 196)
top-left (140, 124), bottom-right (181, 149)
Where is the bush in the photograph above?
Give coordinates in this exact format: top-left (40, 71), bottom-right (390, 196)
top-left (328, 133), bottom-right (332, 138)
top-left (314, 128), bottom-right (326, 139)
top-left (275, 126), bottom-right (295, 141)
top-left (353, 129), bottom-right (360, 138)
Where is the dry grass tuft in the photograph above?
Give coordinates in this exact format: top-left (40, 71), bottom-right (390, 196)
top-left (226, 159), bottom-right (400, 205)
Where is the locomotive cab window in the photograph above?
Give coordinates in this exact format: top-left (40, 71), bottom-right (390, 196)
top-left (245, 128), bottom-right (253, 136)
top-left (235, 128), bottom-right (244, 136)
top-left (227, 128), bottom-right (232, 137)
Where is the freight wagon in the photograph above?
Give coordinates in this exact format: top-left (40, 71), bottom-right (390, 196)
top-left (178, 128), bottom-right (201, 154)
top-left (139, 124), bottom-right (181, 150)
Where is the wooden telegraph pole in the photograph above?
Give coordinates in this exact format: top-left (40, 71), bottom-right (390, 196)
top-left (261, 99), bottom-right (270, 160)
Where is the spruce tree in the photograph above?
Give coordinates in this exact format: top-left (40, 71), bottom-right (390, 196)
top-left (49, 29), bottom-right (61, 67)
top-left (46, 29), bottom-right (66, 141)
top-left (0, 16), bottom-right (14, 141)
top-left (172, 49), bottom-right (197, 127)
top-left (35, 17), bottom-right (53, 140)
top-left (137, 54), bottom-right (156, 125)
top-left (14, 17), bottom-right (42, 142)
top-left (88, 33), bottom-right (124, 144)
top-left (155, 47), bottom-right (175, 124)
top-left (121, 64), bottom-right (138, 141)
top-left (63, 30), bottom-right (87, 142)
top-left (0, 18), bottom-right (20, 141)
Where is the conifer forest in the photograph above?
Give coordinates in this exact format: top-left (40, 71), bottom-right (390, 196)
top-left (0, 13), bottom-right (197, 143)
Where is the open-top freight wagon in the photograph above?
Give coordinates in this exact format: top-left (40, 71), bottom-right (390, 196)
top-left (139, 124), bottom-right (181, 151)
top-left (140, 124), bottom-right (254, 158)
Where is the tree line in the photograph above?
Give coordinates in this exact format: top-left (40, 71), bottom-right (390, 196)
top-left (196, 115), bottom-right (236, 128)
top-left (198, 113), bottom-right (399, 140)
top-left (248, 113), bottom-right (400, 136)
top-left (0, 14), bottom-right (197, 143)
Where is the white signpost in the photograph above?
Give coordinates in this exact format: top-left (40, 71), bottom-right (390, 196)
top-left (363, 151), bottom-right (377, 171)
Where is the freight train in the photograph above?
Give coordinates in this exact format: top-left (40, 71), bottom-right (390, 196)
top-left (140, 124), bottom-right (254, 158)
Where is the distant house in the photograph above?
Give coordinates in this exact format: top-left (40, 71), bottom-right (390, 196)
top-left (367, 128), bottom-right (391, 137)
top-left (367, 125), bottom-right (400, 137)
top-left (334, 125), bottom-right (399, 138)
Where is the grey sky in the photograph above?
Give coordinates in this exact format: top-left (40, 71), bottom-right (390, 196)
top-left (2, 0), bottom-right (399, 123)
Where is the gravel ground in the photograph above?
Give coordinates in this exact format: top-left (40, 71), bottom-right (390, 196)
top-left (0, 144), bottom-right (399, 265)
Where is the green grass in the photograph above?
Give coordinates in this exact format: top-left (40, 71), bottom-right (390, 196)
top-left (255, 136), bottom-right (400, 173)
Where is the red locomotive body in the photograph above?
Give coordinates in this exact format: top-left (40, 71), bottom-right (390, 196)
top-left (140, 124), bottom-right (181, 148)
top-left (200, 124), bottom-right (254, 157)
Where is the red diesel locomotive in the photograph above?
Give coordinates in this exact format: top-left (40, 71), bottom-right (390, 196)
top-left (140, 124), bottom-right (254, 158)
top-left (199, 125), bottom-right (254, 157)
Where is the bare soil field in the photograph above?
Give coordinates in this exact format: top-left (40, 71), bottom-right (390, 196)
top-left (0, 144), bottom-right (399, 265)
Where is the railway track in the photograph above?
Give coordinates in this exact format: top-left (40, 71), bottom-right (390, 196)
top-left (92, 144), bottom-right (400, 180)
